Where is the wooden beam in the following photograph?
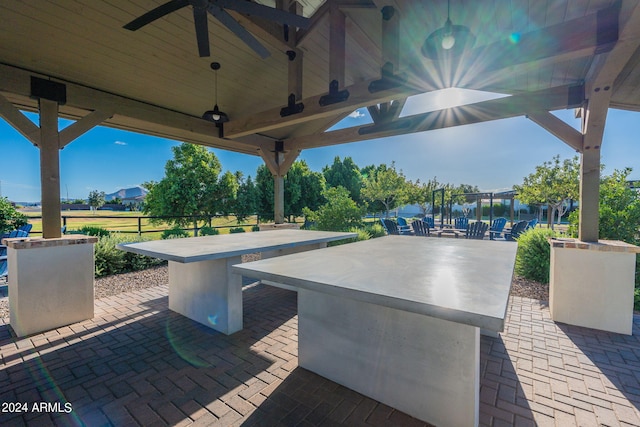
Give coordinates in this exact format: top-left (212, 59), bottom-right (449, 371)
top-left (59, 109), bottom-right (114, 148)
top-left (578, 0), bottom-right (640, 242)
top-left (0, 63), bottom-right (261, 155)
top-left (0, 92), bottom-right (40, 146)
top-left (288, 84), bottom-right (583, 149)
top-left (287, 2), bottom-right (303, 100)
top-left (329, 2), bottom-right (346, 86)
top-left (256, 140), bottom-right (301, 176)
top-left (526, 112), bottom-right (583, 153)
top-left (224, 76), bottom-right (430, 139)
top-left (297, 0), bottom-right (375, 45)
top-left (226, 5), bottom-right (621, 140)
top-left (39, 99), bottom-right (62, 239)
top-left (380, 4), bottom-right (399, 70)
top-left (278, 147), bottom-right (301, 175)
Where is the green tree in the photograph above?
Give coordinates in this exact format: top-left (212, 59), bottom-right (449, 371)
top-left (234, 173), bottom-right (258, 223)
top-left (569, 168), bottom-right (640, 244)
top-left (255, 165), bottom-right (274, 220)
top-left (285, 161), bottom-right (326, 221)
top-left (302, 186), bottom-right (364, 231)
top-left (0, 197), bottom-right (27, 234)
top-left (142, 143), bottom-right (237, 227)
top-left (323, 156), bottom-right (364, 205)
top-left (514, 155), bottom-right (579, 228)
top-left (88, 190), bottom-right (106, 213)
top-left (361, 163), bottom-right (409, 217)
top-left (405, 176), bottom-right (440, 217)
top-left (255, 161), bottom-right (326, 222)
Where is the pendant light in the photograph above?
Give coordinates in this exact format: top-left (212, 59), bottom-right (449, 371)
top-left (422, 0), bottom-right (475, 59)
top-left (202, 62), bottom-right (229, 123)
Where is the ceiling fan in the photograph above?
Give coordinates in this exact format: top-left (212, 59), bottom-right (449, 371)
top-left (123, 0), bottom-right (310, 58)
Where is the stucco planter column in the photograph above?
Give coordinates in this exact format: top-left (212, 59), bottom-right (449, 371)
top-left (549, 238), bottom-right (640, 335)
top-left (3, 235), bottom-right (97, 337)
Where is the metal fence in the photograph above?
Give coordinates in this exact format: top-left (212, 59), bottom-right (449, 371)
top-left (29, 214), bottom-right (262, 236)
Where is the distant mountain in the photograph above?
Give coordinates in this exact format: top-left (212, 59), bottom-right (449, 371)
top-left (105, 186), bottom-right (147, 201)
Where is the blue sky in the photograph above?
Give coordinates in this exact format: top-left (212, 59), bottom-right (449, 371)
top-left (1, 89), bottom-right (639, 203)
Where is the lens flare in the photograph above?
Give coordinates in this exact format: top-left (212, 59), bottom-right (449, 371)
top-left (509, 32), bottom-right (521, 44)
top-left (165, 317), bottom-right (211, 367)
top-left (207, 314), bottom-right (218, 326)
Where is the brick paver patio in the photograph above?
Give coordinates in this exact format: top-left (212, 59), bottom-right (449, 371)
top-left (2, 283), bottom-right (640, 426)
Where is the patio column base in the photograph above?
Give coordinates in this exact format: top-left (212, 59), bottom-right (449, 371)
top-left (549, 239), bottom-right (640, 335)
top-left (3, 235), bottom-right (97, 337)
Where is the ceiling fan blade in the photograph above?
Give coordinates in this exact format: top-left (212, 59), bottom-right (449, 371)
top-left (211, 0), bottom-right (310, 29)
top-left (123, 0), bottom-right (190, 30)
top-left (192, 5), bottom-right (211, 56)
top-left (207, 5), bottom-right (271, 59)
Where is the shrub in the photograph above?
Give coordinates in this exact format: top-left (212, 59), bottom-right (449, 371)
top-left (302, 186), bottom-right (363, 232)
top-left (94, 234), bottom-right (164, 277)
top-left (251, 225), bottom-right (260, 232)
top-left (199, 226), bottom-right (219, 236)
top-left (328, 227), bottom-right (371, 246)
top-left (514, 228), bottom-right (560, 283)
top-left (161, 227), bottom-right (189, 239)
top-left (77, 226), bottom-right (110, 237)
top-left (0, 197), bottom-right (27, 234)
top-left (229, 227), bottom-right (246, 233)
top-left (363, 222), bottom-right (386, 239)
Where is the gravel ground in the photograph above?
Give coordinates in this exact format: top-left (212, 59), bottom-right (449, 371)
top-left (0, 257), bottom-right (548, 320)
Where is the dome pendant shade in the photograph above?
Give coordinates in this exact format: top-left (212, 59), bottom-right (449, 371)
top-left (202, 62), bottom-right (229, 123)
top-left (422, 2), bottom-right (475, 59)
top-left (202, 104), bottom-right (229, 123)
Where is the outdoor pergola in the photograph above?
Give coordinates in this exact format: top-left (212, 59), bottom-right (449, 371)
top-left (1, 0), bottom-right (640, 243)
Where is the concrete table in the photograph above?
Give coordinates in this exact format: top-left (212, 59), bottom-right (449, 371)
top-left (117, 230), bottom-right (356, 335)
top-left (233, 236), bottom-right (517, 427)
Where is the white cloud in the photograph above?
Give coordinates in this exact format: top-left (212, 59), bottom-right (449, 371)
top-left (348, 110), bottom-right (365, 119)
top-left (114, 140), bottom-right (127, 145)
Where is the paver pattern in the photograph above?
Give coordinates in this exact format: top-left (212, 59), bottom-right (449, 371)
top-left (1, 284), bottom-right (640, 426)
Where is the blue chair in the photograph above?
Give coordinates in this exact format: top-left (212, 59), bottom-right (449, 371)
top-left (18, 223), bottom-right (32, 235)
top-left (465, 221), bottom-right (488, 239)
top-left (504, 220), bottom-right (528, 241)
top-left (489, 217), bottom-right (507, 240)
top-left (454, 217), bottom-right (469, 230)
top-left (396, 217), bottom-right (412, 234)
top-left (381, 218), bottom-right (399, 235)
top-left (0, 229), bottom-right (28, 279)
top-left (526, 218), bottom-right (538, 230)
top-left (422, 216), bottom-right (435, 229)
top-left (411, 220), bottom-right (430, 236)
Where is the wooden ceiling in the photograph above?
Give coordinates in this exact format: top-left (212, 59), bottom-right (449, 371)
top-left (1, 0), bottom-right (639, 158)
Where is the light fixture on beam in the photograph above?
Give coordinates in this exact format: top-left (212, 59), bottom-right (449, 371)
top-left (202, 62), bottom-right (229, 123)
top-left (422, 0), bottom-right (475, 60)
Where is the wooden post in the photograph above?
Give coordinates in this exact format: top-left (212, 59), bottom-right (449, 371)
top-left (39, 99), bottom-right (62, 239)
top-left (274, 174), bottom-right (285, 224)
top-left (579, 148), bottom-right (601, 242)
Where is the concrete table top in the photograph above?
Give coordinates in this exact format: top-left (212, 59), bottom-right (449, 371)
top-left (233, 235), bottom-right (517, 332)
top-left (116, 229), bottom-right (357, 263)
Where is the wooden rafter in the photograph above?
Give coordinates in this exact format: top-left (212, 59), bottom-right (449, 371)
top-left (526, 112), bottom-right (583, 153)
top-left (286, 84), bottom-right (584, 149)
top-left (226, 4), bottom-right (621, 141)
top-left (0, 92), bottom-right (41, 146)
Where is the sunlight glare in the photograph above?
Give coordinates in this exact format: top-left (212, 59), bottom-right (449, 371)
top-left (401, 88), bottom-right (507, 117)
